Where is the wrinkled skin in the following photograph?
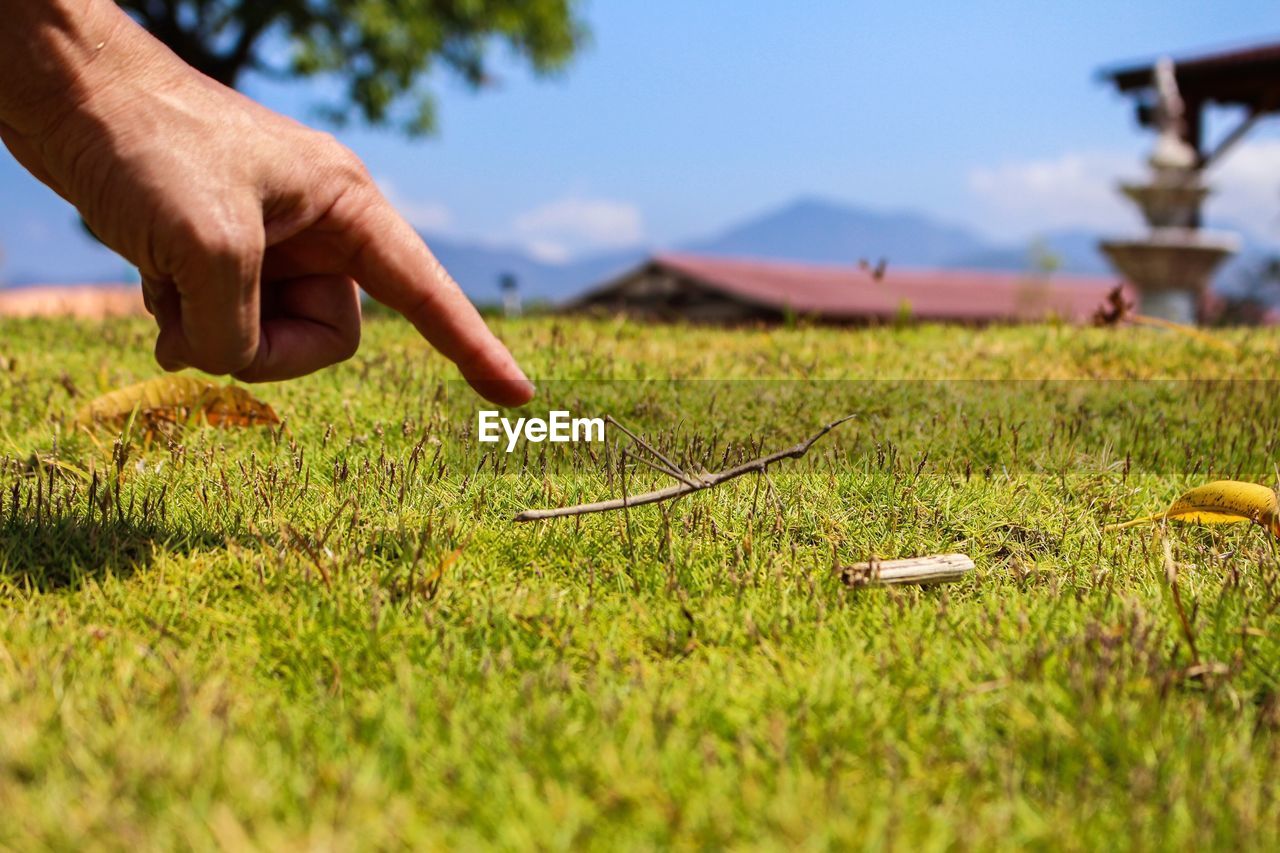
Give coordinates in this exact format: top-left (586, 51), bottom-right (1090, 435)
top-left (0, 1), bottom-right (533, 406)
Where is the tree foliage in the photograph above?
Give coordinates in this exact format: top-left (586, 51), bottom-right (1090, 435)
top-left (117, 0), bottom-right (586, 134)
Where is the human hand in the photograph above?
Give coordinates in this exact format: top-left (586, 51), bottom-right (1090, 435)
top-left (0, 1), bottom-right (533, 406)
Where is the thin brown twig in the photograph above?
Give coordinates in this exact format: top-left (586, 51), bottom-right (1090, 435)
top-left (513, 414), bottom-right (856, 522)
top-left (605, 415), bottom-right (699, 483)
top-left (621, 447), bottom-right (701, 489)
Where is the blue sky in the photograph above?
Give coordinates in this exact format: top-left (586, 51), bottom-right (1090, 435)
top-left (2, 0), bottom-right (1279, 280)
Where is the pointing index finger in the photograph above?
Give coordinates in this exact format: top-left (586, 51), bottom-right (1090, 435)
top-left (342, 190), bottom-right (535, 407)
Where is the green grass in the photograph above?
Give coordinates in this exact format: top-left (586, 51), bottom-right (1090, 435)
top-left (3, 317), bottom-right (1280, 849)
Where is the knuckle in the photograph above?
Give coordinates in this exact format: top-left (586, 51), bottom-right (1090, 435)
top-left (168, 213), bottom-right (261, 274)
top-left (314, 132), bottom-right (372, 186)
top-left (199, 218), bottom-right (260, 263)
top-left (165, 214), bottom-right (206, 252)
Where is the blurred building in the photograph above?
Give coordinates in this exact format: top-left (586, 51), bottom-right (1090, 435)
top-left (570, 254), bottom-right (1123, 324)
top-left (1098, 40), bottom-right (1280, 323)
top-left (0, 284), bottom-right (146, 319)
top-left (1104, 40), bottom-right (1280, 178)
top-left (499, 272), bottom-right (522, 318)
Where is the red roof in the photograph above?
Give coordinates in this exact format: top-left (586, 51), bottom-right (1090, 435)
top-left (643, 253), bottom-right (1122, 323)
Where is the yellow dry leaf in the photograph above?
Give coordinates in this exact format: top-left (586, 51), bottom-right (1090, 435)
top-left (76, 375), bottom-right (280, 429)
top-left (1108, 480), bottom-right (1280, 538)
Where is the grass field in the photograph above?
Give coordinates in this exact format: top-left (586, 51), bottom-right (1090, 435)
top-left (3, 316), bottom-right (1280, 849)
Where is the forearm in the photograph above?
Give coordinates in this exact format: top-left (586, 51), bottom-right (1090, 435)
top-left (0, 0), bottom-right (531, 398)
top-left (0, 0), bottom-right (132, 136)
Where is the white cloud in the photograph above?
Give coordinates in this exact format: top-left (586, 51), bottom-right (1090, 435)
top-left (967, 142), bottom-right (1280, 244)
top-left (1207, 139), bottom-right (1280, 239)
top-left (513, 196), bottom-right (645, 260)
top-left (375, 179), bottom-right (453, 232)
top-left (967, 150), bottom-right (1142, 237)
top-left (395, 199), bottom-right (453, 233)
top-left (523, 240), bottom-right (573, 264)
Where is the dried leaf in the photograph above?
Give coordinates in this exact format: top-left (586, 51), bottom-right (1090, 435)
top-left (76, 375), bottom-right (280, 429)
top-left (1092, 285), bottom-right (1133, 327)
top-left (1108, 480), bottom-right (1280, 538)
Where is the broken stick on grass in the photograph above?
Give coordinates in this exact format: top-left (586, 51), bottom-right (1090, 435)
top-left (513, 414), bottom-right (856, 522)
top-left (837, 553), bottom-right (975, 587)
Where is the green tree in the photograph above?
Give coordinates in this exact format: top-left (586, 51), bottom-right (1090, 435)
top-left (118, 0), bottom-right (587, 134)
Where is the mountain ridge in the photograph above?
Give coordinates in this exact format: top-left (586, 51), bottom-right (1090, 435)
top-left (5, 196), bottom-right (1272, 302)
top-left (430, 197), bottom-right (1274, 305)
top-left (425, 198), bottom-right (1116, 304)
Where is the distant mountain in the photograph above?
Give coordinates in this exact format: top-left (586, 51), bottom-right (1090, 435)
top-left (8, 195), bottom-right (1276, 305)
top-left (683, 196), bottom-right (990, 268)
top-left (428, 196), bottom-right (1050, 305)
top-left (421, 199), bottom-right (1280, 306)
